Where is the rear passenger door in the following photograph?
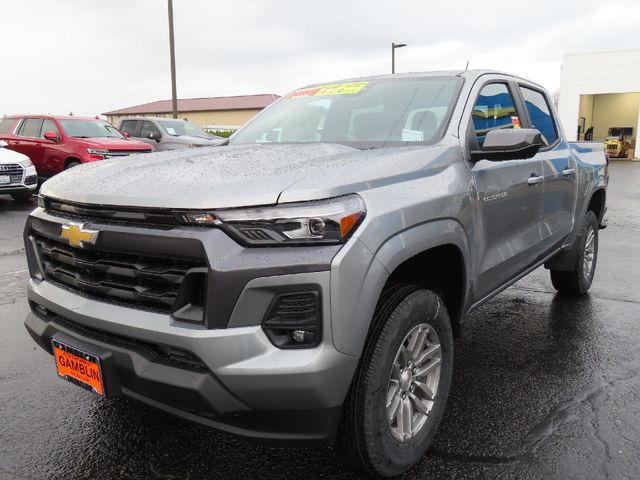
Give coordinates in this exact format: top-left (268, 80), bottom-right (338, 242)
top-left (518, 85), bottom-right (576, 253)
top-left (465, 80), bottom-right (545, 302)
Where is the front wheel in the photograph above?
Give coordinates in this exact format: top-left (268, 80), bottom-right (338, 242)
top-left (11, 192), bottom-right (33, 202)
top-left (550, 210), bottom-right (599, 294)
top-left (337, 285), bottom-right (454, 477)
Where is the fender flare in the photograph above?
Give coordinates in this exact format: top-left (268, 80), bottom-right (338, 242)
top-left (330, 219), bottom-right (471, 357)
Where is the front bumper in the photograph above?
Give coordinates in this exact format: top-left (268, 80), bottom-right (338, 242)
top-left (23, 208), bottom-right (359, 444)
top-left (0, 164), bottom-right (37, 195)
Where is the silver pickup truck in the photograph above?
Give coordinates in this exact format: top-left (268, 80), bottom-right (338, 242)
top-left (23, 70), bottom-right (607, 477)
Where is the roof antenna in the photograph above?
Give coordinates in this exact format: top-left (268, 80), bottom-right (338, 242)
top-left (465, 60), bottom-right (469, 71)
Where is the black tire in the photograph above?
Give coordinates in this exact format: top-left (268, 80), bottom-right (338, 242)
top-left (550, 210), bottom-right (599, 295)
top-left (11, 192), bottom-right (32, 202)
top-left (65, 160), bottom-right (81, 169)
top-left (337, 284), bottom-right (454, 478)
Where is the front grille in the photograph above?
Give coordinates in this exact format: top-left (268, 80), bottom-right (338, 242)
top-left (106, 149), bottom-right (152, 157)
top-left (45, 197), bottom-right (178, 227)
top-left (33, 234), bottom-right (206, 313)
top-left (0, 163), bottom-right (24, 184)
top-left (0, 163), bottom-right (23, 176)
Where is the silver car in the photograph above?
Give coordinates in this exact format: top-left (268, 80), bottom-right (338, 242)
top-left (118, 117), bottom-right (225, 151)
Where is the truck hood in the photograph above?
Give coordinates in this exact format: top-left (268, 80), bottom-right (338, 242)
top-left (72, 137), bottom-right (152, 151)
top-left (40, 142), bottom-right (455, 209)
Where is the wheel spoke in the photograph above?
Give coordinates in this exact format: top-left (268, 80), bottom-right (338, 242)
top-left (411, 327), bottom-right (429, 360)
top-left (413, 380), bottom-right (435, 400)
top-left (387, 390), bottom-right (402, 422)
top-left (414, 358), bottom-right (441, 377)
top-left (415, 344), bottom-right (440, 367)
top-left (409, 392), bottom-right (430, 415)
top-left (402, 396), bottom-right (413, 438)
top-left (387, 380), bottom-right (400, 406)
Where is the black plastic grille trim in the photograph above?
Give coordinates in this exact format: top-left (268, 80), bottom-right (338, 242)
top-left (45, 198), bottom-right (178, 227)
top-left (34, 233), bottom-right (206, 313)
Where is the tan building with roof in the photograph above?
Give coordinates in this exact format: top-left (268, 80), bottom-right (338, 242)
top-left (103, 94), bottom-right (280, 131)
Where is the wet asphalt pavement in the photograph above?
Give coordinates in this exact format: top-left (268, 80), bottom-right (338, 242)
top-left (1, 161), bottom-right (639, 480)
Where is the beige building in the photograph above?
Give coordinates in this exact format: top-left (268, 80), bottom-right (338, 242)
top-left (103, 94), bottom-right (280, 131)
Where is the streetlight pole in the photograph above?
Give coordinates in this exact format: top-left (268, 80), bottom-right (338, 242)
top-left (391, 42), bottom-right (407, 74)
top-left (168, 0), bottom-right (178, 119)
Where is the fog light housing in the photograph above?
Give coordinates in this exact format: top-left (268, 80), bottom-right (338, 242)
top-left (262, 290), bottom-right (322, 348)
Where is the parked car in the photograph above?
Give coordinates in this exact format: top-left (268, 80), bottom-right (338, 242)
top-left (24, 71), bottom-right (608, 478)
top-left (0, 139), bottom-right (37, 201)
top-left (118, 117), bottom-right (225, 151)
top-left (0, 115), bottom-right (153, 179)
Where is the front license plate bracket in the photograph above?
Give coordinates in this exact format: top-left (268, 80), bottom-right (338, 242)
top-left (52, 338), bottom-right (106, 396)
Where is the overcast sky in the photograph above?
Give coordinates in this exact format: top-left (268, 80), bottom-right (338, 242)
top-left (1, 0), bottom-right (639, 117)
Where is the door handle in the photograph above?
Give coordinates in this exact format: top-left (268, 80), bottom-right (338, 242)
top-left (562, 168), bottom-right (575, 176)
top-left (527, 175), bottom-right (543, 185)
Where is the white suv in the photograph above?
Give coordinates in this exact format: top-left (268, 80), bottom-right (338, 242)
top-left (0, 140), bottom-right (38, 201)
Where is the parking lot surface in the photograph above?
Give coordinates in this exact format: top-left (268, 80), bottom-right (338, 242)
top-left (1, 161), bottom-right (639, 480)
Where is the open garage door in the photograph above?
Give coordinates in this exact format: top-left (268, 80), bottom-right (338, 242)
top-left (578, 92), bottom-right (640, 160)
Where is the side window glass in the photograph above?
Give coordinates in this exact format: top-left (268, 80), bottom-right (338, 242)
top-left (140, 121), bottom-right (161, 137)
top-left (40, 119), bottom-right (60, 138)
top-left (0, 118), bottom-right (16, 134)
top-left (520, 87), bottom-right (558, 146)
top-left (18, 118), bottom-right (44, 138)
top-left (472, 83), bottom-right (519, 147)
top-left (120, 120), bottom-right (140, 136)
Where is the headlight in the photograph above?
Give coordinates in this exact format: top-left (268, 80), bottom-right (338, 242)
top-left (86, 148), bottom-right (110, 155)
top-left (178, 194), bottom-right (366, 246)
top-left (20, 158), bottom-right (33, 168)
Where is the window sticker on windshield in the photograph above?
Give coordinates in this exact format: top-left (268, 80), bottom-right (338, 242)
top-left (402, 129), bottom-right (424, 141)
top-left (166, 127), bottom-right (177, 134)
top-left (511, 116), bottom-right (521, 128)
top-left (289, 82), bottom-right (369, 99)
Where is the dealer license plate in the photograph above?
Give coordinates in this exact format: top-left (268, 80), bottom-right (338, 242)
top-left (0, 175), bottom-right (10, 185)
top-left (52, 339), bottom-right (105, 396)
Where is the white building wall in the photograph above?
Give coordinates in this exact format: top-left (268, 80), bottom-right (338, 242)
top-left (558, 49), bottom-right (640, 152)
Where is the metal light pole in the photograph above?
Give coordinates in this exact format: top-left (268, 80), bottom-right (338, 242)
top-left (168, 0), bottom-right (178, 119)
top-left (391, 42), bottom-right (407, 74)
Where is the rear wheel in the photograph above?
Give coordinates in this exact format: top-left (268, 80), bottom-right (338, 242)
top-left (337, 285), bottom-right (454, 477)
top-left (550, 211), bottom-right (599, 294)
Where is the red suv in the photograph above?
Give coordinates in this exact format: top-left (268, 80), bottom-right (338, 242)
top-left (0, 115), bottom-right (153, 179)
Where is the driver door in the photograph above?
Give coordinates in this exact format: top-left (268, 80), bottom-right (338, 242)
top-left (466, 81), bottom-right (545, 302)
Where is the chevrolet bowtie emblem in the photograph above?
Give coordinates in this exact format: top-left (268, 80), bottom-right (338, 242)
top-left (60, 223), bottom-right (99, 248)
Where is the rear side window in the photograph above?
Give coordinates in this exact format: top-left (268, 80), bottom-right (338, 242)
top-left (0, 118), bottom-right (16, 134)
top-left (472, 83), bottom-right (520, 147)
top-left (520, 87), bottom-right (558, 146)
top-left (120, 120), bottom-right (141, 137)
top-left (17, 118), bottom-right (44, 138)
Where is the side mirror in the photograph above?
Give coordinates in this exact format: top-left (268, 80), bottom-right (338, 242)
top-left (0, 140), bottom-right (8, 148)
top-left (146, 132), bottom-right (161, 142)
top-left (122, 132), bottom-right (130, 138)
top-left (471, 128), bottom-right (543, 162)
top-left (43, 131), bottom-right (60, 143)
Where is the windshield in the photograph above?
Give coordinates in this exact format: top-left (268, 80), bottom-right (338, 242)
top-left (230, 77), bottom-right (463, 148)
top-left (158, 120), bottom-right (209, 138)
top-left (58, 119), bottom-right (123, 138)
